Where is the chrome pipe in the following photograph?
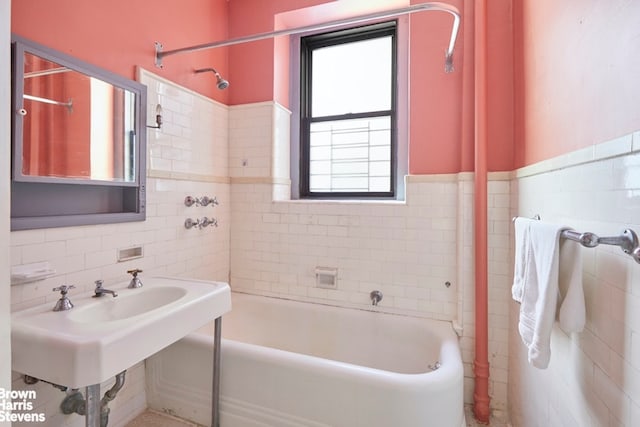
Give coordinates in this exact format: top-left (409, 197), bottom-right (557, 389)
top-left (212, 317), bottom-right (222, 427)
top-left (84, 384), bottom-right (101, 427)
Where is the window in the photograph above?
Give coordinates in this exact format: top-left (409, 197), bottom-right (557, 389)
top-left (300, 22), bottom-right (397, 198)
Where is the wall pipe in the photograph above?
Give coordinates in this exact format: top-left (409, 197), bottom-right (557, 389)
top-left (154, 2), bottom-right (461, 73)
top-left (473, 0), bottom-right (491, 423)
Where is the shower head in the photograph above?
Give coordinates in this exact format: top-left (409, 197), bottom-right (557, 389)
top-left (216, 77), bottom-right (229, 90)
top-left (194, 67), bottom-right (229, 90)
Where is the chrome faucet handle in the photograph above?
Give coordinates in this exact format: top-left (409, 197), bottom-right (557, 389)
top-left (127, 269), bottom-right (143, 288)
top-left (53, 285), bottom-right (76, 294)
top-left (200, 196), bottom-right (219, 207)
top-left (127, 268), bottom-right (143, 276)
top-left (52, 285), bottom-right (76, 311)
top-left (185, 218), bottom-right (200, 229)
top-left (200, 217), bottom-right (218, 228)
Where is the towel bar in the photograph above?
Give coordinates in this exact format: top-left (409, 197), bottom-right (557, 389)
top-left (512, 216), bottom-right (640, 264)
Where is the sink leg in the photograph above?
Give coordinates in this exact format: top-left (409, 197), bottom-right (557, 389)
top-left (212, 316), bottom-right (222, 427)
top-left (85, 384), bottom-right (101, 427)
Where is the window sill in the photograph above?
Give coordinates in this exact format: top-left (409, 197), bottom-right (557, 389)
top-left (275, 198), bottom-right (406, 206)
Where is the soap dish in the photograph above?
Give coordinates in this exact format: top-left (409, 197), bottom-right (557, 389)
top-left (11, 262), bottom-right (56, 285)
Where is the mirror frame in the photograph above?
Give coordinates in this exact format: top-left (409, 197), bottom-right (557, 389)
top-left (10, 34), bottom-right (147, 230)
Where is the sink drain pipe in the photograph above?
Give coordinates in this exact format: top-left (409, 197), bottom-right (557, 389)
top-left (60, 370), bottom-right (127, 427)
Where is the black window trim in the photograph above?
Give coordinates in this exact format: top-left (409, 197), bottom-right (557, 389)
top-left (299, 20), bottom-right (398, 199)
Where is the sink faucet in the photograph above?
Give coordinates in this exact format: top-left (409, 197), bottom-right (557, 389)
top-left (93, 280), bottom-right (118, 298)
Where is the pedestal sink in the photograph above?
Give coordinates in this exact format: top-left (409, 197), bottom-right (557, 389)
top-left (11, 276), bottom-right (231, 427)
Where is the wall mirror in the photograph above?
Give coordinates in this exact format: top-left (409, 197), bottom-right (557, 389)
top-left (11, 35), bottom-right (147, 230)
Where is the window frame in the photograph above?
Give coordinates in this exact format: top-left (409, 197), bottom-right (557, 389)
top-left (299, 21), bottom-right (398, 199)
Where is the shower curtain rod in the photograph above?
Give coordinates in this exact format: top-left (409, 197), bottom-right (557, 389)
top-left (23, 94), bottom-right (73, 112)
top-left (154, 1), bottom-right (461, 73)
top-left (24, 67), bottom-right (71, 79)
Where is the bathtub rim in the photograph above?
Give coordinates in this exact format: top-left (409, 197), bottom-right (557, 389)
top-left (225, 290), bottom-right (461, 337)
top-left (193, 291), bottom-right (464, 382)
top-left (227, 289), bottom-right (460, 326)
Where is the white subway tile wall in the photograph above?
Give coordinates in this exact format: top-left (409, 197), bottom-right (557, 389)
top-left (487, 178), bottom-right (512, 417)
top-left (9, 69), bottom-right (230, 427)
top-left (227, 102), bottom-right (511, 413)
top-left (509, 138), bottom-right (640, 426)
top-left (229, 102), bottom-right (275, 178)
top-left (230, 180), bottom-right (460, 319)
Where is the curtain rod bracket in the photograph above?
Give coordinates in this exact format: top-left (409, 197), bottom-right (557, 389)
top-left (155, 42), bottom-right (164, 68)
top-left (445, 53), bottom-right (454, 73)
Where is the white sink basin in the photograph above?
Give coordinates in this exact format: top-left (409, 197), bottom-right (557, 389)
top-left (11, 276), bottom-right (231, 389)
top-left (68, 286), bottom-right (187, 323)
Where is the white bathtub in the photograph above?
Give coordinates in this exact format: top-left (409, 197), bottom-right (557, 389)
top-left (146, 292), bottom-right (465, 427)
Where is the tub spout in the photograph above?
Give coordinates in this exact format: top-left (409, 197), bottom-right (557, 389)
top-left (370, 290), bottom-right (383, 306)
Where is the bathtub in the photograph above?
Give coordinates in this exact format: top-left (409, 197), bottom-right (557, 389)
top-left (146, 292), bottom-right (465, 427)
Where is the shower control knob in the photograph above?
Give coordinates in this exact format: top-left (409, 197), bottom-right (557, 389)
top-left (185, 218), bottom-right (200, 229)
top-left (200, 217), bottom-right (218, 228)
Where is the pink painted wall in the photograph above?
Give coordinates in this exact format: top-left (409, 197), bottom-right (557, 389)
top-left (227, 0), bottom-right (332, 106)
top-left (408, 0), bottom-right (466, 174)
top-left (227, 0), bottom-right (514, 174)
top-left (12, 0), bottom-right (520, 174)
top-left (11, 0), bottom-right (230, 103)
top-left (486, 0), bottom-right (514, 173)
top-left (514, 0), bottom-right (640, 168)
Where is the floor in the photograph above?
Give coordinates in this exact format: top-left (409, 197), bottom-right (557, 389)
top-left (465, 406), bottom-right (510, 427)
top-left (127, 407), bottom-right (510, 426)
top-left (125, 410), bottom-right (200, 427)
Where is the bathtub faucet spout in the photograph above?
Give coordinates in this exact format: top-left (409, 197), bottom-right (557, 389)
top-left (370, 290), bottom-right (383, 306)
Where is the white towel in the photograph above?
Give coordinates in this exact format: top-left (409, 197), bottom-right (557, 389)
top-left (558, 238), bottom-right (585, 333)
top-left (511, 217), bottom-right (531, 303)
top-left (511, 218), bottom-right (584, 369)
